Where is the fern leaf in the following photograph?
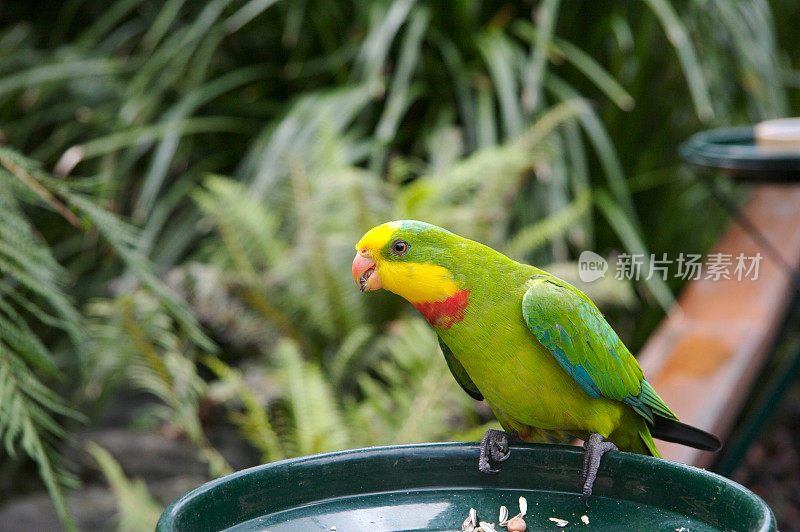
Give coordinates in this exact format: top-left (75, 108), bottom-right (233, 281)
top-left (86, 442), bottom-right (163, 532)
top-left (0, 344), bottom-right (79, 531)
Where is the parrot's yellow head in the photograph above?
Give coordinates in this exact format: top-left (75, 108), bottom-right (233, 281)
top-left (352, 220), bottom-right (462, 305)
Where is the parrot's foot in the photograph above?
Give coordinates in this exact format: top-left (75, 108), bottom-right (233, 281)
top-left (478, 429), bottom-right (512, 474)
top-left (581, 433), bottom-right (617, 506)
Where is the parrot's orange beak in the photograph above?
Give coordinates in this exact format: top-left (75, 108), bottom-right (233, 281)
top-left (352, 250), bottom-right (381, 292)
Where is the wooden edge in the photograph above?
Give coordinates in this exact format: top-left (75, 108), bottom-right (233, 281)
top-left (638, 184), bottom-right (800, 467)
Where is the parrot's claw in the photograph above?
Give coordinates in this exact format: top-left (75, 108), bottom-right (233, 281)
top-left (478, 429), bottom-right (512, 474)
top-left (581, 433), bottom-right (617, 506)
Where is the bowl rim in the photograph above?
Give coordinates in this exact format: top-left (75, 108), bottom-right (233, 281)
top-left (157, 441), bottom-right (776, 532)
top-left (679, 126), bottom-right (800, 180)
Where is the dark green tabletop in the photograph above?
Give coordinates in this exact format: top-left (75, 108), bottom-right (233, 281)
top-left (157, 442), bottom-right (775, 531)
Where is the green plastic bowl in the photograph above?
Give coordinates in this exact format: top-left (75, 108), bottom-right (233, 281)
top-left (680, 126), bottom-right (800, 181)
top-left (157, 442), bottom-right (775, 531)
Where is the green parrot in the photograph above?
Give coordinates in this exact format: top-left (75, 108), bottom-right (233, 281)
top-left (352, 220), bottom-right (720, 501)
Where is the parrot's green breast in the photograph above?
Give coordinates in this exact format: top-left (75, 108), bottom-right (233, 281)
top-left (436, 268), bottom-right (627, 440)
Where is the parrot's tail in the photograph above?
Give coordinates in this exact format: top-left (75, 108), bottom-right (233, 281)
top-left (651, 416), bottom-right (722, 451)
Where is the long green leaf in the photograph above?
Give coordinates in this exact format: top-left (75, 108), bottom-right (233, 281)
top-left (522, 0), bottom-right (560, 112)
top-left (594, 189), bottom-right (675, 312)
top-left (643, 0), bottom-right (714, 122)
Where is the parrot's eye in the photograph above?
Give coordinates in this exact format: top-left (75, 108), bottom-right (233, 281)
top-left (391, 239), bottom-right (408, 255)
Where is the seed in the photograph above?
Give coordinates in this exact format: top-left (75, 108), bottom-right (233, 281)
top-left (519, 496), bottom-right (527, 517)
top-left (581, 514), bottom-right (590, 525)
top-left (548, 517), bottom-right (568, 527)
top-left (506, 516), bottom-right (527, 532)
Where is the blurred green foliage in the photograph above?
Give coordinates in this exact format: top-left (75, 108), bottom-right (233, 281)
top-left (0, 0), bottom-right (796, 529)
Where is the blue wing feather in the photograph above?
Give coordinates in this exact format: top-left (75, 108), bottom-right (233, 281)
top-left (522, 276), bottom-right (677, 424)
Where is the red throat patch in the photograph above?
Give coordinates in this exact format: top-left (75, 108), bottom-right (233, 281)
top-left (413, 289), bottom-right (470, 330)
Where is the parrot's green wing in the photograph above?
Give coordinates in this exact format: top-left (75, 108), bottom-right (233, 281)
top-left (438, 336), bottom-right (483, 401)
top-left (522, 277), bottom-right (677, 424)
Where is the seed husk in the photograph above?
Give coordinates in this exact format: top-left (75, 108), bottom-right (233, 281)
top-left (498, 505), bottom-right (509, 525)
